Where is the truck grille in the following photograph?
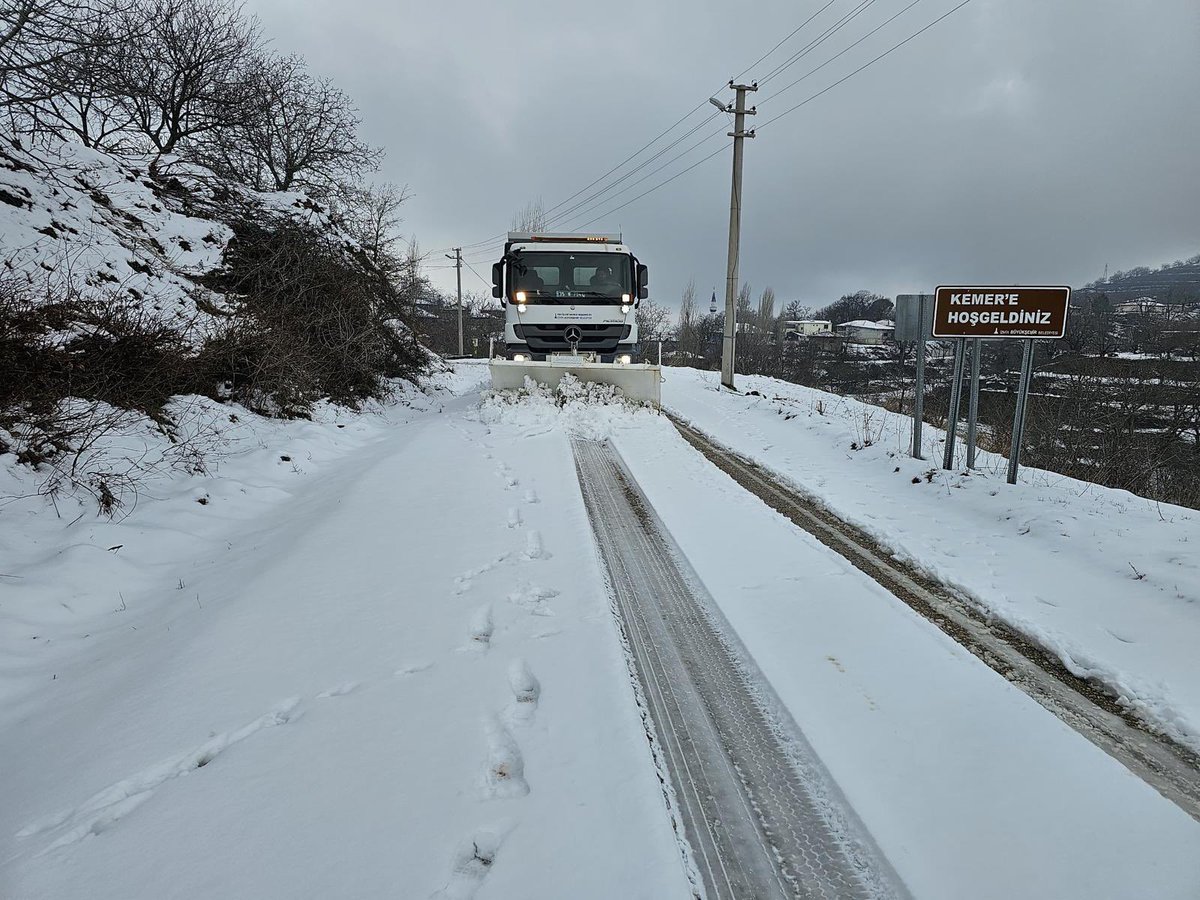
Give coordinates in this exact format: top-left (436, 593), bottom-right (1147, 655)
top-left (515, 323), bottom-right (632, 352)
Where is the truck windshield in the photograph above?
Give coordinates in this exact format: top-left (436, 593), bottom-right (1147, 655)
top-left (510, 252), bottom-right (631, 302)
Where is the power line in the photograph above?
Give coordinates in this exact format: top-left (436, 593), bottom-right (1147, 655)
top-left (541, 100), bottom-right (711, 220)
top-left (563, 1), bottom-right (976, 233)
top-left (432, 3), bottom-right (847, 255)
top-left (757, 0), bottom-right (974, 131)
top-left (539, 3), bottom-right (875, 233)
top-left (542, 111), bottom-right (724, 228)
top-left (760, 0), bottom-right (927, 104)
top-left (551, 124), bottom-right (731, 231)
top-left (428, 103), bottom-right (716, 256)
top-left (732, 0), bottom-right (841, 82)
top-left (462, 258), bottom-right (492, 289)
top-left (756, 0), bottom-right (882, 87)
top-left (436, 0), bottom-right (967, 257)
top-left (572, 144), bottom-right (731, 232)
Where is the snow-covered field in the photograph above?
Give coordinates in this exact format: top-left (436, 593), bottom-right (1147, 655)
top-left (661, 367), bottom-right (1200, 755)
top-left (3, 362), bottom-right (1199, 899)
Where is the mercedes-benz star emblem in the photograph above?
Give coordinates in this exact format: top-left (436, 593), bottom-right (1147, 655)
top-left (565, 326), bottom-right (582, 344)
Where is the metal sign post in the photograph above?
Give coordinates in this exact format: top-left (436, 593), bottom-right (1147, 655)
top-left (912, 298), bottom-right (927, 459)
top-left (942, 339), bottom-right (966, 470)
top-left (966, 338), bottom-right (982, 468)
top-left (1007, 338), bottom-right (1036, 484)
top-left (896, 293), bottom-right (933, 459)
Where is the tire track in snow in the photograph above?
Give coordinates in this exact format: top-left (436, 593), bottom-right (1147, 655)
top-left (573, 437), bottom-right (908, 900)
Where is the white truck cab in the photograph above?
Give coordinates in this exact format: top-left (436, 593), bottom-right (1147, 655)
top-left (491, 232), bottom-right (649, 362)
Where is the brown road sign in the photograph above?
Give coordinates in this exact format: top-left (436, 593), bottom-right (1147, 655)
top-left (932, 286), bottom-right (1071, 339)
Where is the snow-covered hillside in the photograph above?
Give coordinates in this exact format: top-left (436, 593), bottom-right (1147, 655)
top-left (1, 135), bottom-right (427, 511)
top-left (1, 138), bottom-right (348, 338)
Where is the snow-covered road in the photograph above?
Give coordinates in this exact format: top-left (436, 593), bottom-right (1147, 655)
top-left (1, 375), bottom-right (690, 899)
top-left (4, 366), bottom-right (1199, 899)
top-left (573, 437), bottom-right (904, 900)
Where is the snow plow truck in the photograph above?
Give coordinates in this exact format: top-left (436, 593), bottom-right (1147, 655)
top-left (488, 232), bottom-right (661, 406)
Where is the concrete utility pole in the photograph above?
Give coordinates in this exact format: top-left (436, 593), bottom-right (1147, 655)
top-left (715, 81), bottom-right (757, 391)
top-left (446, 247), bottom-right (463, 357)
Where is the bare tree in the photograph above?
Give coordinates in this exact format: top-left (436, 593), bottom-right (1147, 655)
top-left (11, 3), bottom-right (139, 148)
top-left (815, 290), bottom-right (892, 325)
top-left (1, 1), bottom-right (83, 93)
top-left (109, 0), bottom-right (262, 159)
top-left (1, 0), bottom-right (126, 122)
top-left (677, 278), bottom-right (697, 355)
top-left (510, 197), bottom-right (548, 232)
top-left (756, 286), bottom-right (776, 333)
top-left (635, 295), bottom-right (671, 345)
top-left (196, 52), bottom-right (380, 193)
top-left (336, 180), bottom-right (411, 281)
top-left (781, 299), bottom-right (813, 322)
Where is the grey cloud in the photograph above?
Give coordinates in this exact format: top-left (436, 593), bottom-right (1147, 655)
top-left (245, 0), bottom-right (1200, 311)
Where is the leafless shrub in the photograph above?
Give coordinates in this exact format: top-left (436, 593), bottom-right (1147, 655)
top-left (196, 214), bottom-right (428, 415)
top-left (0, 273), bottom-right (214, 513)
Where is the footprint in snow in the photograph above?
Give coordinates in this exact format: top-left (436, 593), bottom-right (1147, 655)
top-left (467, 604), bottom-right (493, 651)
top-left (505, 659), bottom-right (541, 725)
top-left (395, 661), bottom-right (434, 677)
top-left (505, 508), bottom-right (522, 529)
top-left (481, 716), bottom-right (528, 799)
top-left (454, 553), bottom-right (512, 595)
top-left (317, 682), bottom-right (359, 700)
top-left (507, 582), bottom-right (558, 617)
top-left (430, 830), bottom-right (504, 900)
top-left (522, 489), bottom-right (538, 505)
top-left (521, 530), bottom-right (548, 561)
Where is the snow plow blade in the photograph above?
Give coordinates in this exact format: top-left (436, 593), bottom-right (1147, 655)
top-left (490, 357), bottom-right (662, 407)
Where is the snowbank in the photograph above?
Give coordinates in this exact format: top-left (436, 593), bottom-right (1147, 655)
top-left (662, 367), bottom-right (1200, 752)
top-left (478, 374), bottom-right (659, 440)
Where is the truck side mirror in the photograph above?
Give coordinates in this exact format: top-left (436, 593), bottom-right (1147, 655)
top-left (637, 264), bottom-right (649, 300)
top-left (492, 263), bottom-right (503, 300)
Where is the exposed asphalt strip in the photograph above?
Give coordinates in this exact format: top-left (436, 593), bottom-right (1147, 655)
top-left (572, 437), bottom-right (909, 900)
top-left (665, 411), bottom-right (1200, 825)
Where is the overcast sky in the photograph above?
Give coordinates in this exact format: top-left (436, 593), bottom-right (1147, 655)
top-left (244, 0), bottom-right (1200, 313)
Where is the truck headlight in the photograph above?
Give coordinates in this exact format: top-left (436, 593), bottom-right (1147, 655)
top-left (621, 304), bottom-right (629, 314)
top-left (618, 354), bottom-right (632, 365)
top-left (513, 353), bottom-right (527, 362)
